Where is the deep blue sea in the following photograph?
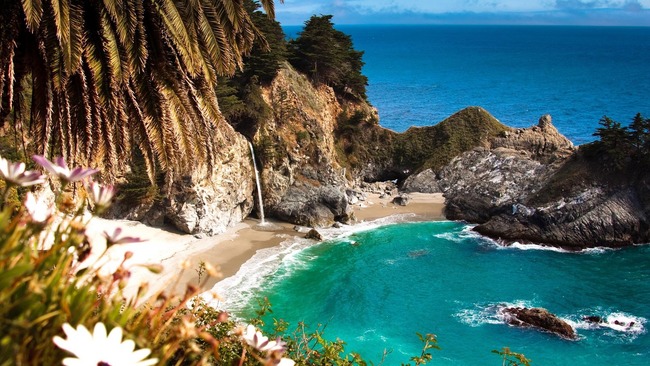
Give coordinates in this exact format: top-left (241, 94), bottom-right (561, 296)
top-left (207, 26), bottom-right (650, 365)
top-left (285, 25), bottom-right (650, 145)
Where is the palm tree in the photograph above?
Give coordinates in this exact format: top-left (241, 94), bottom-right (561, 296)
top-left (0, 0), bottom-right (280, 182)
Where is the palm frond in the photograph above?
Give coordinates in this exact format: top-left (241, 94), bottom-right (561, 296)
top-left (4, 0), bottom-right (281, 184)
top-left (21, 0), bottom-right (44, 32)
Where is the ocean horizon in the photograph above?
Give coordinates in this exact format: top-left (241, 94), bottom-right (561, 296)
top-left (285, 24), bottom-right (650, 145)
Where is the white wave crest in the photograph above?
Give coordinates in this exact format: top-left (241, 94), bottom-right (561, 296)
top-left (569, 311), bottom-right (646, 336)
top-left (456, 300), bottom-right (535, 327)
top-left (200, 237), bottom-right (316, 311)
top-left (506, 242), bottom-right (571, 253)
top-left (200, 215), bottom-right (448, 312)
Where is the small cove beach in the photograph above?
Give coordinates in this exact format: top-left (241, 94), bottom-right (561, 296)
top-left (86, 192), bottom-right (445, 301)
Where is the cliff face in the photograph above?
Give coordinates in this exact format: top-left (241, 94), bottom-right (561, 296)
top-left (471, 148), bottom-right (650, 249)
top-left (163, 129), bottom-right (254, 236)
top-left (254, 63), bottom-right (377, 226)
top-left (109, 119), bottom-right (255, 237)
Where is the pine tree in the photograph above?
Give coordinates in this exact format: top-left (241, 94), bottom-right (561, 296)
top-left (288, 15), bottom-right (367, 100)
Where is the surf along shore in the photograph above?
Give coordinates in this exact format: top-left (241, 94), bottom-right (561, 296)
top-left (85, 192), bottom-right (445, 302)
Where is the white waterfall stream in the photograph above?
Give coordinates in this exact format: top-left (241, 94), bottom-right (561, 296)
top-left (248, 142), bottom-right (266, 224)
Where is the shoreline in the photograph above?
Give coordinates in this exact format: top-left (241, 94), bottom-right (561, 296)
top-left (86, 192), bottom-right (445, 301)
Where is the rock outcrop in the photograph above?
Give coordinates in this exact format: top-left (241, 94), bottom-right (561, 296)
top-left (404, 113), bottom-right (650, 249)
top-left (501, 307), bottom-right (577, 340)
top-left (163, 132), bottom-right (254, 235)
top-left (108, 122), bottom-right (255, 236)
top-left (472, 158), bottom-right (650, 249)
top-left (254, 63), bottom-right (376, 227)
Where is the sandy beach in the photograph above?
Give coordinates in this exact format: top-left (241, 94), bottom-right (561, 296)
top-left (86, 192), bottom-right (445, 301)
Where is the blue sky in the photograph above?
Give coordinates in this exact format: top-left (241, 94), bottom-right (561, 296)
top-left (275, 0), bottom-right (650, 26)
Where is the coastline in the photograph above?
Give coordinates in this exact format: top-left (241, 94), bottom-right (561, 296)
top-left (86, 192), bottom-right (445, 301)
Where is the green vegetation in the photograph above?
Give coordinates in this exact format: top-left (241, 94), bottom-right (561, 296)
top-left (528, 113), bottom-right (650, 206)
top-left (397, 107), bottom-right (508, 172)
top-left (335, 106), bottom-right (509, 180)
top-left (492, 347), bottom-right (532, 366)
top-left (335, 107), bottom-right (395, 176)
top-left (215, 0), bottom-right (286, 138)
top-left (288, 15), bottom-right (368, 101)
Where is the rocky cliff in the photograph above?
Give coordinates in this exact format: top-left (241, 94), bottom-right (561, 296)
top-left (109, 118), bottom-right (255, 237)
top-left (106, 60), bottom-right (649, 248)
top-left (405, 114), bottom-right (650, 249)
top-left (253, 63), bottom-right (377, 227)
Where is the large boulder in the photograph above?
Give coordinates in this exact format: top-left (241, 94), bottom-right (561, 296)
top-left (268, 184), bottom-right (350, 228)
top-left (441, 147), bottom-right (553, 223)
top-left (501, 307), bottom-right (577, 340)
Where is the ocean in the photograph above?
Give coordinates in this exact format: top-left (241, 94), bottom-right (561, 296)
top-left (210, 219), bottom-right (650, 365)
top-left (285, 25), bottom-right (650, 145)
top-left (207, 26), bottom-right (650, 365)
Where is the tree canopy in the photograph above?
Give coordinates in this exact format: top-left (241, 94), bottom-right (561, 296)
top-left (0, 0), bottom-right (280, 182)
top-left (592, 113), bottom-right (650, 168)
top-left (288, 15), bottom-right (367, 101)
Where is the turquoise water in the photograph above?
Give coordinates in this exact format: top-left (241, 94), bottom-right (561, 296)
top-left (214, 220), bottom-right (650, 365)
top-left (284, 25), bottom-right (650, 145)
top-left (231, 25), bottom-right (650, 364)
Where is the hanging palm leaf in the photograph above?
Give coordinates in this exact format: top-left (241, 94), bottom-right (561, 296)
top-left (1, 0), bottom-right (282, 182)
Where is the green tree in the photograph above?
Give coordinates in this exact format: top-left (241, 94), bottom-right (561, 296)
top-left (215, 0), bottom-right (285, 137)
top-left (593, 116), bottom-right (630, 164)
top-left (0, 0), bottom-right (279, 182)
top-left (241, 0), bottom-right (287, 85)
top-left (628, 112), bottom-right (650, 151)
top-left (288, 15), bottom-right (367, 100)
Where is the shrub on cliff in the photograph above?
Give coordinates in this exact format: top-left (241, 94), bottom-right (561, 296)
top-left (216, 0), bottom-right (286, 137)
top-left (288, 15), bottom-right (368, 101)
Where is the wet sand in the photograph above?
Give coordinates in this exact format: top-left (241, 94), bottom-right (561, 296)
top-left (87, 192), bottom-right (445, 300)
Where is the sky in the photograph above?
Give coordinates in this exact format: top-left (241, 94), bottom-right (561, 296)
top-left (275, 0), bottom-right (650, 26)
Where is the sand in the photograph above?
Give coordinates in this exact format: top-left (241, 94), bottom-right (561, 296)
top-left (85, 192), bottom-right (445, 301)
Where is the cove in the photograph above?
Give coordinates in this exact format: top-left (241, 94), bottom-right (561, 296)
top-left (229, 221), bottom-right (650, 365)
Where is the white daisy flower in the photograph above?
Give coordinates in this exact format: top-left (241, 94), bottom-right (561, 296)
top-left (240, 324), bottom-right (286, 353)
top-left (53, 323), bottom-right (158, 366)
top-left (0, 155), bottom-right (45, 187)
top-left (33, 155), bottom-right (98, 183)
top-left (87, 181), bottom-right (116, 208)
top-left (103, 227), bottom-right (145, 246)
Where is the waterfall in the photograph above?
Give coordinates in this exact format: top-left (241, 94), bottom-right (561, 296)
top-left (248, 142), bottom-right (266, 224)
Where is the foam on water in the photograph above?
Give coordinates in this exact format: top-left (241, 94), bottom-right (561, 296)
top-left (455, 300), bottom-right (536, 327)
top-left (567, 310), bottom-right (647, 340)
